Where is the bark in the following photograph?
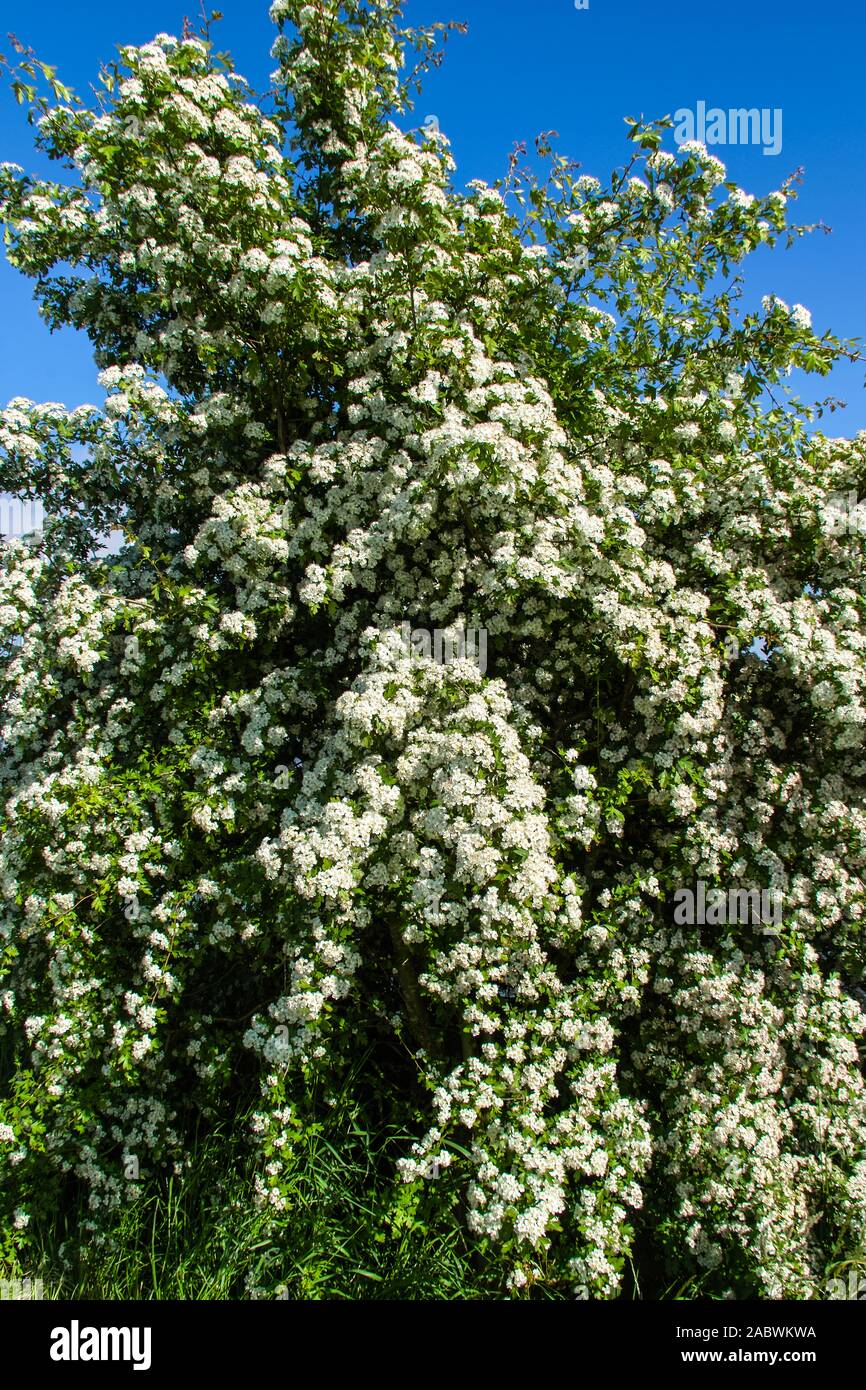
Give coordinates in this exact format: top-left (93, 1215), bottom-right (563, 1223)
top-left (388, 918), bottom-right (436, 1056)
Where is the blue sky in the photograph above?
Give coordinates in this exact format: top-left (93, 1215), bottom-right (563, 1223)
top-left (1, 0), bottom-right (864, 432)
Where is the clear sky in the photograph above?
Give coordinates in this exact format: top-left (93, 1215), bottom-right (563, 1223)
top-left (1, 0), bottom-right (864, 434)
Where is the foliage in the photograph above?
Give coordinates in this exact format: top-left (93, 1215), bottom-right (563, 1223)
top-left (1, 0), bottom-right (865, 1299)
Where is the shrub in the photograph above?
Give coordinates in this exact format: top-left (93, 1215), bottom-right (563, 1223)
top-left (1, 1), bottom-right (865, 1299)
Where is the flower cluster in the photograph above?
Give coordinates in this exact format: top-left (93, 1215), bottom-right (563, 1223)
top-left (0, 4), bottom-right (864, 1298)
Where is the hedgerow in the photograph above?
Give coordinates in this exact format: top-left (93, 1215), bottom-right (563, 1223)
top-left (1, 1), bottom-right (865, 1298)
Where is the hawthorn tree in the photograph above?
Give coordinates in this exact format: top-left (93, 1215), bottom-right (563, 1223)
top-left (1, 0), bottom-right (865, 1298)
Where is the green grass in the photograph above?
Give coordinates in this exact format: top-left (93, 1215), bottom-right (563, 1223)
top-left (15, 1094), bottom-right (505, 1301)
top-left (14, 1141), bottom-right (866, 1301)
top-left (9, 1052), bottom-right (864, 1301)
